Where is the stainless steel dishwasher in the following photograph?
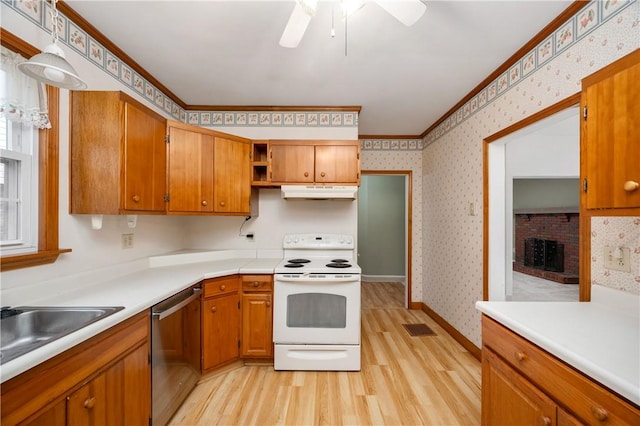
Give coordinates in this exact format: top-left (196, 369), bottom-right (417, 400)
top-left (151, 284), bottom-right (201, 426)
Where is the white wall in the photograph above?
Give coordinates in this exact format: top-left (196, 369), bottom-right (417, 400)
top-left (184, 189), bottom-right (358, 252)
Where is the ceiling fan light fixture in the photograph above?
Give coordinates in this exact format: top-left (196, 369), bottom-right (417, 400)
top-left (280, 0), bottom-right (318, 48)
top-left (373, 0), bottom-right (427, 26)
top-left (341, 0), bottom-right (365, 18)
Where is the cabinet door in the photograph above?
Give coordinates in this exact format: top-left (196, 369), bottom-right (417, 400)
top-left (213, 136), bottom-right (251, 214)
top-left (315, 145), bottom-right (360, 184)
top-left (202, 293), bottom-right (240, 370)
top-left (270, 144), bottom-right (315, 183)
top-left (122, 101), bottom-right (167, 212)
top-left (582, 50), bottom-right (640, 209)
top-left (241, 293), bottom-right (273, 358)
top-left (22, 400), bottom-right (66, 426)
top-left (482, 349), bottom-right (556, 426)
top-left (167, 124), bottom-right (215, 213)
top-left (66, 342), bottom-right (150, 426)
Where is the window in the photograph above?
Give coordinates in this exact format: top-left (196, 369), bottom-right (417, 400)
top-left (0, 29), bottom-right (68, 271)
top-left (0, 98), bottom-right (39, 255)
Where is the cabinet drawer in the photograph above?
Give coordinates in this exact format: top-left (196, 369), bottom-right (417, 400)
top-left (482, 316), bottom-right (640, 425)
top-left (203, 276), bottom-right (239, 298)
top-left (242, 275), bottom-right (273, 292)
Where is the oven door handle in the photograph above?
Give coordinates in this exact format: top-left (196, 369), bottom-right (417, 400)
top-left (275, 274), bottom-right (358, 283)
top-left (152, 288), bottom-right (201, 320)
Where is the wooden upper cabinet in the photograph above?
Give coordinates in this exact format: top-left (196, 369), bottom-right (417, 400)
top-left (213, 136), bottom-right (252, 214)
top-left (166, 121), bottom-right (215, 214)
top-left (581, 49), bottom-right (640, 210)
top-left (315, 144), bottom-right (360, 184)
top-left (270, 144), bottom-right (315, 183)
top-left (269, 140), bottom-right (360, 185)
top-left (70, 91), bottom-right (167, 214)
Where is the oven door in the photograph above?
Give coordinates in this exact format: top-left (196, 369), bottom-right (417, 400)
top-left (273, 274), bottom-right (360, 345)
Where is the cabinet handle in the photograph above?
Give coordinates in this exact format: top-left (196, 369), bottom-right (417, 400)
top-left (304, 172), bottom-right (309, 177)
top-left (591, 406), bottom-right (609, 422)
top-left (320, 172), bottom-right (326, 177)
top-left (515, 351), bottom-right (526, 362)
top-left (220, 285), bottom-right (226, 291)
top-left (539, 416), bottom-right (551, 426)
top-left (84, 396), bottom-right (96, 409)
top-left (266, 300), bottom-right (271, 307)
top-left (623, 180), bottom-right (639, 192)
top-left (219, 201), bottom-right (225, 207)
top-left (211, 306), bottom-right (217, 313)
top-left (132, 195), bottom-right (140, 203)
top-left (253, 282), bottom-right (261, 287)
top-left (201, 200), bottom-right (208, 206)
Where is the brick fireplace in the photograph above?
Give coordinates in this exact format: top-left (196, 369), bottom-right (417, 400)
top-left (513, 210), bottom-right (579, 284)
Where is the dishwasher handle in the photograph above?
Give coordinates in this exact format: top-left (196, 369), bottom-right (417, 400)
top-left (152, 288), bottom-right (201, 320)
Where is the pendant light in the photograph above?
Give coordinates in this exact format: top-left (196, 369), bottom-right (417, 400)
top-left (18, 0), bottom-right (87, 90)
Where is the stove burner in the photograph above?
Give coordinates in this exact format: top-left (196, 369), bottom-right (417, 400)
top-left (331, 259), bottom-right (349, 263)
top-left (326, 262), bottom-right (352, 268)
top-left (284, 263), bottom-right (305, 268)
top-left (287, 258), bottom-right (310, 264)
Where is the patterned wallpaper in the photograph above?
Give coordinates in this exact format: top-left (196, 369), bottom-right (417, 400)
top-left (420, 0), bottom-right (640, 347)
top-left (591, 217), bottom-right (640, 294)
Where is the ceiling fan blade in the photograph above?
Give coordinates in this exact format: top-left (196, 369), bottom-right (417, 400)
top-left (373, 0), bottom-right (426, 27)
top-left (279, 3), bottom-right (313, 48)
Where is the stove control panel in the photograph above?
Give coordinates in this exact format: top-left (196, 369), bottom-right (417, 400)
top-left (283, 233), bottom-right (354, 249)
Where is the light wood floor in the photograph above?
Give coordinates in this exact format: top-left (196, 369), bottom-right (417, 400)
top-left (169, 282), bottom-right (481, 426)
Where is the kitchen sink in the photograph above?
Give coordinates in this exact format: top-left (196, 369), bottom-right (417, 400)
top-left (0, 306), bottom-right (124, 365)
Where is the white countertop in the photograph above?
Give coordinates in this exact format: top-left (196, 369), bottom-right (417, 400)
top-left (476, 285), bottom-right (640, 406)
top-left (0, 251), bottom-right (282, 383)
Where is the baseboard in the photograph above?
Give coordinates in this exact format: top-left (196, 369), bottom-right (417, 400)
top-left (418, 302), bottom-right (481, 361)
top-left (361, 275), bottom-right (405, 283)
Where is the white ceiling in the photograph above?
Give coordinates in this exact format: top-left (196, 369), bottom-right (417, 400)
top-left (65, 0), bottom-right (573, 136)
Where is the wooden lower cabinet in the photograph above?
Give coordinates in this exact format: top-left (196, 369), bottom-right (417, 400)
top-left (241, 275), bottom-right (273, 358)
top-left (1, 312), bottom-right (150, 426)
top-left (481, 315), bottom-right (640, 426)
top-left (202, 276), bottom-right (241, 371)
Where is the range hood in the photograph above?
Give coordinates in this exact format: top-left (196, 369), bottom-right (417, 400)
top-left (281, 185), bottom-right (358, 200)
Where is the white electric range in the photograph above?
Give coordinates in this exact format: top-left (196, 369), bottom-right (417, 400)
top-left (273, 233), bottom-right (361, 371)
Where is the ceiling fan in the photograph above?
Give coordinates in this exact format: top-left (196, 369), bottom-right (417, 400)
top-left (279, 0), bottom-right (427, 48)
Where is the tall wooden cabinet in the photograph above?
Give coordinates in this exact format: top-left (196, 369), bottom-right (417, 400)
top-left (167, 121), bottom-right (253, 215)
top-left (581, 49), bottom-right (640, 210)
top-left (241, 275), bottom-right (273, 358)
top-left (166, 121), bottom-right (215, 214)
top-left (201, 276), bottom-right (241, 372)
top-left (213, 136), bottom-right (252, 214)
top-left (70, 91), bottom-right (167, 214)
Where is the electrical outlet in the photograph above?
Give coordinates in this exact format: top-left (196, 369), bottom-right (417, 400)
top-left (469, 202), bottom-right (476, 216)
top-left (122, 233), bottom-right (134, 249)
top-left (603, 246), bottom-right (630, 272)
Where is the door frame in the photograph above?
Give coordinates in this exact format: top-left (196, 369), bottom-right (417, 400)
top-left (361, 170), bottom-right (413, 308)
top-left (482, 93), bottom-right (582, 301)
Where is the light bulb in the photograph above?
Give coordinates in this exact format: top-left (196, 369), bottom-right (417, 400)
top-left (43, 66), bottom-right (66, 83)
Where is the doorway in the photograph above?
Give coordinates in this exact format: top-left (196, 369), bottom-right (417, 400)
top-left (484, 96), bottom-right (581, 301)
top-left (358, 171), bottom-right (412, 308)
